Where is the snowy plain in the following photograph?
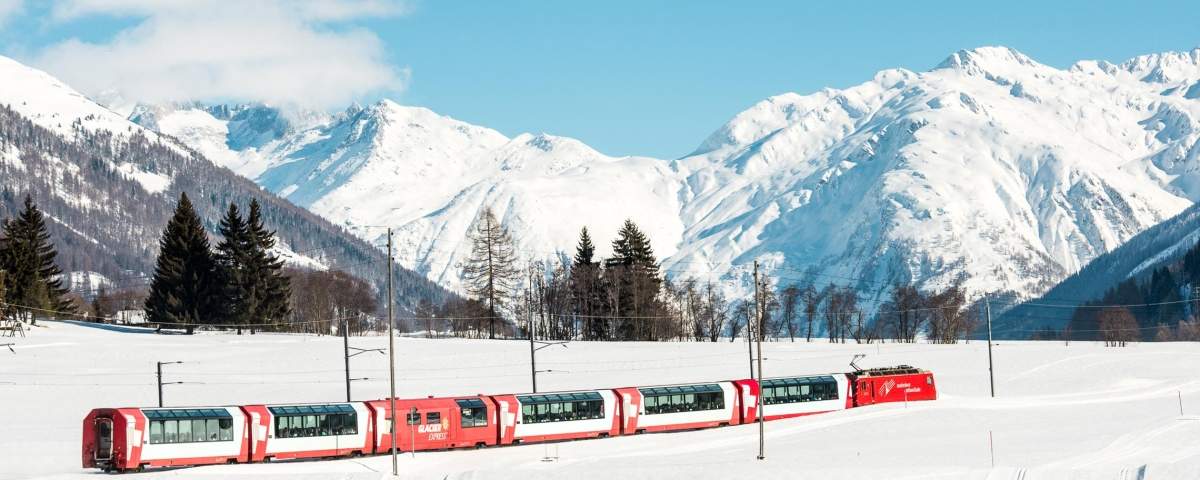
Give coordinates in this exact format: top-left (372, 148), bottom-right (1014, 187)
top-left (2, 322), bottom-right (1198, 480)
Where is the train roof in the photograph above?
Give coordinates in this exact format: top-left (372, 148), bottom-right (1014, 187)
top-left (851, 365), bottom-right (927, 377)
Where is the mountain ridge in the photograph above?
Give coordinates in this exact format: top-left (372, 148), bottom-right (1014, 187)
top-left (85, 46), bottom-right (1200, 318)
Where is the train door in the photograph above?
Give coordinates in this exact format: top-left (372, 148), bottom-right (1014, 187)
top-left (94, 417), bottom-right (114, 462)
top-left (859, 379), bottom-right (875, 406)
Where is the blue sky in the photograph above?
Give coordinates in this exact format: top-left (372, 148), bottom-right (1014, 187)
top-left (3, 1), bottom-right (1199, 158)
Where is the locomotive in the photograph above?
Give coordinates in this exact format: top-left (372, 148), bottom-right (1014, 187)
top-left (83, 365), bottom-right (935, 472)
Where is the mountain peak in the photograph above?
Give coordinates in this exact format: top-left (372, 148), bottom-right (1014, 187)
top-left (1118, 47), bottom-right (1200, 83)
top-left (935, 46), bottom-right (1041, 74)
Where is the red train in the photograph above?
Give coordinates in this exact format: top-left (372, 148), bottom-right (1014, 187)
top-left (83, 365), bottom-right (935, 472)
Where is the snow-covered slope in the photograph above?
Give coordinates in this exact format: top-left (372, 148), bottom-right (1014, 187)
top-left (0, 55), bottom-right (452, 307)
top-left (6, 323), bottom-right (1200, 479)
top-left (132, 47), bottom-right (1200, 303)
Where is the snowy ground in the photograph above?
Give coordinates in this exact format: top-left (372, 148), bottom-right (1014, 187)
top-left (2, 321), bottom-right (1198, 480)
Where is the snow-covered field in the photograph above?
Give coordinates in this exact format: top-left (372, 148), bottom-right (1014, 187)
top-left (2, 321), bottom-right (1198, 479)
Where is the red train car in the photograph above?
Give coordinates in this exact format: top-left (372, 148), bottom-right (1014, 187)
top-left (847, 365), bottom-right (937, 406)
top-left (241, 402), bottom-right (373, 462)
top-left (614, 381), bottom-right (743, 434)
top-left (750, 373), bottom-right (853, 422)
top-left (495, 389), bottom-right (621, 444)
top-left (83, 406), bottom-right (250, 472)
top-left (368, 395), bottom-right (502, 452)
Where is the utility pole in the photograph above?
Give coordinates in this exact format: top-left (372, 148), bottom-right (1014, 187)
top-left (754, 261), bottom-right (765, 461)
top-left (387, 228), bottom-right (397, 477)
top-left (529, 272), bottom-right (537, 393)
top-left (344, 319), bottom-right (351, 401)
top-left (985, 294), bottom-right (995, 398)
top-left (344, 317), bottom-right (383, 402)
top-left (156, 361), bottom-right (183, 407)
top-left (527, 268), bottom-right (565, 392)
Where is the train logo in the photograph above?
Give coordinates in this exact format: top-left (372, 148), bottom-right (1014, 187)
top-left (878, 379), bottom-right (897, 397)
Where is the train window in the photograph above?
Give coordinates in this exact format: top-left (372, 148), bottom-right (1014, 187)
top-left (407, 412), bottom-right (420, 425)
top-left (219, 418), bottom-right (233, 441)
top-left (149, 421), bottom-right (163, 444)
top-left (206, 419), bottom-right (219, 441)
top-left (191, 419), bottom-right (206, 442)
top-left (318, 415), bottom-right (331, 436)
top-left (178, 418), bottom-right (192, 442)
top-left (640, 384), bottom-right (725, 414)
top-left (516, 392), bottom-right (604, 423)
top-left (164, 420), bottom-right (178, 443)
top-left (425, 412), bottom-right (441, 425)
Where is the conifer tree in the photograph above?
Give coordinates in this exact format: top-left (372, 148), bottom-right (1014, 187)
top-left (605, 219), bottom-right (661, 340)
top-left (571, 227), bottom-right (604, 339)
top-left (214, 203), bottom-right (251, 328)
top-left (461, 207), bottom-right (518, 339)
top-left (573, 227), bottom-right (595, 267)
top-left (244, 199), bottom-right (291, 328)
top-left (0, 195), bottom-right (72, 323)
top-left (145, 192), bottom-right (218, 330)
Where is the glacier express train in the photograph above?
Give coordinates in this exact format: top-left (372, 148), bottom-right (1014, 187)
top-left (82, 365), bottom-right (935, 472)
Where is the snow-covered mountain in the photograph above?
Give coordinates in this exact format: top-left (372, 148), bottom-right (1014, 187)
top-left (0, 55), bottom-right (451, 309)
top-left (126, 46), bottom-right (1200, 304)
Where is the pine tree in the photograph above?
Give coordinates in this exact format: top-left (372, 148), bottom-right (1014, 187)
top-left (145, 192), bottom-right (218, 331)
top-left (605, 219), bottom-right (661, 340)
top-left (573, 227), bottom-right (595, 267)
top-left (461, 207), bottom-right (518, 339)
top-left (0, 195), bottom-right (72, 323)
top-left (571, 227), bottom-right (604, 340)
top-left (214, 203), bottom-right (252, 329)
top-left (244, 199), bottom-right (291, 329)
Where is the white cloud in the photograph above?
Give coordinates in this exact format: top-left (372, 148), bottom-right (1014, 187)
top-left (0, 0), bottom-right (23, 27)
top-left (33, 1), bottom-right (409, 109)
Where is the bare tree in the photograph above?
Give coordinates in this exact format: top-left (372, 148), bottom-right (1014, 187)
top-left (801, 284), bottom-right (822, 342)
top-left (461, 208), bottom-right (519, 339)
top-left (779, 284), bottom-right (801, 342)
top-left (926, 285), bottom-right (970, 344)
top-left (1098, 307), bottom-right (1138, 347)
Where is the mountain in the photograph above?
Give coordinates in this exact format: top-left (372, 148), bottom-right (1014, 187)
top-left (126, 47), bottom-right (1200, 308)
top-left (999, 201), bottom-right (1200, 338)
top-left (0, 56), bottom-right (451, 310)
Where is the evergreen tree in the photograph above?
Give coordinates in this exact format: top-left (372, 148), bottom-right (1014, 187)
top-left (461, 207), bottom-right (518, 339)
top-left (571, 227), bottom-right (604, 339)
top-left (605, 219), bottom-right (662, 340)
top-left (244, 199), bottom-right (291, 328)
top-left (0, 195), bottom-right (72, 323)
top-left (573, 227), bottom-right (595, 267)
top-left (214, 203), bottom-right (252, 328)
top-left (145, 192), bottom-right (218, 330)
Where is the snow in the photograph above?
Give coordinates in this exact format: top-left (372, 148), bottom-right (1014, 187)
top-left (273, 242), bottom-right (330, 270)
top-left (3, 322), bottom-right (1199, 479)
top-left (130, 47), bottom-right (1200, 308)
top-left (114, 162), bottom-right (172, 194)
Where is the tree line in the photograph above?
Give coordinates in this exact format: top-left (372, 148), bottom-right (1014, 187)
top-left (446, 207), bottom-right (985, 343)
top-left (143, 193), bottom-right (290, 332)
top-left (1050, 237), bottom-right (1200, 343)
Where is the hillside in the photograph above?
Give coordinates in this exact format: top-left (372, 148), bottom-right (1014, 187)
top-left (0, 56), bottom-right (450, 310)
top-left (999, 202), bottom-right (1200, 337)
top-left (127, 47), bottom-right (1200, 314)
